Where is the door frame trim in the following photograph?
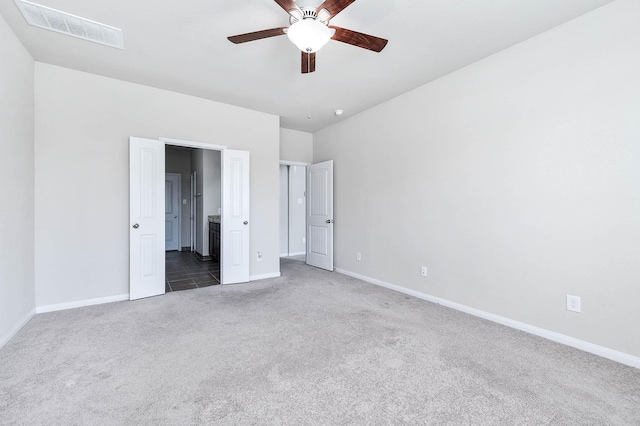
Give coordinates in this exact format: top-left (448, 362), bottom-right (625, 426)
top-left (280, 160), bottom-right (310, 167)
top-left (160, 137), bottom-right (227, 151)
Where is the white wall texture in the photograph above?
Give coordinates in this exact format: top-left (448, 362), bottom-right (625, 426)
top-left (0, 12), bottom-right (35, 346)
top-left (280, 128), bottom-right (313, 164)
top-left (314, 0), bottom-right (640, 358)
top-left (34, 63), bottom-right (280, 307)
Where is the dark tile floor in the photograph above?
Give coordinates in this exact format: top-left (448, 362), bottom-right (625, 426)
top-left (166, 251), bottom-right (220, 292)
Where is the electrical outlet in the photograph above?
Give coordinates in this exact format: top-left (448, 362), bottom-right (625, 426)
top-left (356, 252), bottom-right (362, 261)
top-left (566, 295), bottom-right (581, 313)
top-left (421, 266), bottom-right (427, 277)
top-left (257, 251), bottom-right (262, 262)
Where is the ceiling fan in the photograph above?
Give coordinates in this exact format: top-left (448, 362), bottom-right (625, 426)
top-left (227, 0), bottom-right (388, 73)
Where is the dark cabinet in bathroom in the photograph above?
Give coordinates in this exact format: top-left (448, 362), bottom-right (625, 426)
top-left (209, 222), bottom-right (220, 263)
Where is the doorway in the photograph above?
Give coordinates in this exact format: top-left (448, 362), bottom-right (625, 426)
top-left (161, 137), bottom-right (251, 285)
top-left (280, 164), bottom-right (307, 261)
top-left (278, 160), bottom-right (334, 270)
top-left (166, 145), bottom-right (221, 287)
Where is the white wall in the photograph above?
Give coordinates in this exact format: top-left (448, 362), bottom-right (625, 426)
top-left (280, 128), bottom-right (313, 164)
top-left (34, 63), bottom-right (280, 307)
top-left (314, 0), bottom-right (640, 358)
top-left (0, 12), bottom-right (35, 346)
top-left (165, 147), bottom-right (191, 248)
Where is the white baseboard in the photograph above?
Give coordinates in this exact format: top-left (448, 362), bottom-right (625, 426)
top-left (0, 308), bottom-right (36, 350)
top-left (250, 272), bottom-right (281, 281)
top-left (335, 268), bottom-right (640, 370)
top-left (36, 294), bottom-right (130, 314)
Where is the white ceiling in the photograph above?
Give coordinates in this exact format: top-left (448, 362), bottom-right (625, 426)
top-left (0, 0), bottom-right (615, 133)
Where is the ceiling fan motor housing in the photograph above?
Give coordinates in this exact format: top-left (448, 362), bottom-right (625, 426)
top-left (302, 8), bottom-right (317, 19)
top-left (290, 8), bottom-right (330, 25)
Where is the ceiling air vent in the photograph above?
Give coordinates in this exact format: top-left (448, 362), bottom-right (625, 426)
top-left (15, 0), bottom-right (123, 49)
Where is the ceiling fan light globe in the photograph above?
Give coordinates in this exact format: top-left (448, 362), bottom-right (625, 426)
top-left (287, 19), bottom-right (332, 53)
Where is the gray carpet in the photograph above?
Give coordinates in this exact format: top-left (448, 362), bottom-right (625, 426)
top-left (1, 259), bottom-right (639, 425)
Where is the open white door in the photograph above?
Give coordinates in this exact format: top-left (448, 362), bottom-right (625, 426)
top-left (306, 160), bottom-right (334, 271)
top-left (129, 137), bottom-right (166, 300)
top-left (221, 149), bottom-right (250, 284)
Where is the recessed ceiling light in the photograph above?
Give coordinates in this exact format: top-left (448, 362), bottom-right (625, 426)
top-left (334, 110), bottom-right (344, 116)
top-left (15, 0), bottom-right (124, 49)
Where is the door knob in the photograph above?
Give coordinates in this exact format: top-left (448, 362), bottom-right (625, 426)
top-left (174, 216), bottom-right (177, 219)
top-left (132, 223), bottom-right (139, 229)
top-left (326, 219), bottom-right (334, 224)
top-left (243, 221), bottom-right (248, 225)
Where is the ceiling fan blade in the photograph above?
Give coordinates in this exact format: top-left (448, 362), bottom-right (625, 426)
top-left (302, 52), bottom-right (316, 74)
top-left (274, 0), bottom-right (302, 16)
top-left (227, 27), bottom-right (287, 44)
top-left (330, 26), bottom-right (388, 52)
top-left (316, 0), bottom-right (356, 18)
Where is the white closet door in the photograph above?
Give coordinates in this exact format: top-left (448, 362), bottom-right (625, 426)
top-left (306, 160), bottom-right (333, 271)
